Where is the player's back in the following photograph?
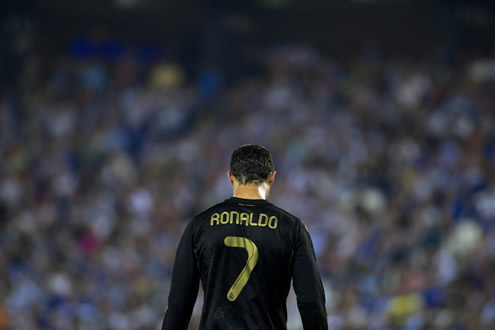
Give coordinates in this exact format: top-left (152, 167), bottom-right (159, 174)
top-left (192, 197), bottom-right (302, 330)
top-left (162, 144), bottom-right (327, 330)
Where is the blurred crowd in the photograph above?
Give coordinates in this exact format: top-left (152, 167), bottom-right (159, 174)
top-left (1, 42), bottom-right (495, 330)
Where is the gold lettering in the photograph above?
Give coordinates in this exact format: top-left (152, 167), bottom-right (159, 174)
top-left (268, 216), bottom-right (278, 229)
top-left (240, 213), bottom-right (249, 226)
top-left (230, 211), bottom-right (239, 225)
top-left (211, 211), bottom-right (276, 229)
top-left (211, 213), bottom-right (220, 226)
top-left (221, 212), bottom-right (229, 224)
top-left (249, 213), bottom-right (257, 226)
top-left (258, 213), bottom-right (268, 227)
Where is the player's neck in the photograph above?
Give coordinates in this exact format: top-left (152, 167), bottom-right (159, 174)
top-left (233, 182), bottom-right (270, 200)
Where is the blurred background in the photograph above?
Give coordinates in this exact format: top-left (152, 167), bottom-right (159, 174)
top-left (1, 0), bottom-right (495, 329)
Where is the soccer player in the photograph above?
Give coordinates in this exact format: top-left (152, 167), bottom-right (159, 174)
top-left (162, 144), bottom-right (328, 330)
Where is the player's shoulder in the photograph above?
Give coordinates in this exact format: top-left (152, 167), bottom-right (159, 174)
top-left (267, 203), bottom-right (311, 238)
top-left (264, 202), bottom-right (302, 224)
top-left (191, 200), bottom-right (229, 222)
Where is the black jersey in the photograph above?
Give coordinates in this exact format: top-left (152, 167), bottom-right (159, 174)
top-left (162, 197), bottom-right (328, 330)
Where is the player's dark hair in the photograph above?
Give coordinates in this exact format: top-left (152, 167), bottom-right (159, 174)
top-left (230, 144), bottom-right (275, 185)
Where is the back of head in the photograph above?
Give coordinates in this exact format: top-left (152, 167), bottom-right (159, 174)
top-left (230, 144), bottom-right (275, 185)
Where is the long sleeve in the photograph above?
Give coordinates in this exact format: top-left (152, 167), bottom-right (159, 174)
top-left (162, 221), bottom-right (200, 330)
top-left (291, 220), bottom-right (328, 330)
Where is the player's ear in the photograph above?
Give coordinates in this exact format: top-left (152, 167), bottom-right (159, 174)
top-left (227, 171), bottom-right (235, 185)
top-left (267, 171), bottom-right (276, 185)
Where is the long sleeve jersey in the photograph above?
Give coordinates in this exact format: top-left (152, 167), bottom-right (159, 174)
top-left (162, 197), bottom-right (328, 330)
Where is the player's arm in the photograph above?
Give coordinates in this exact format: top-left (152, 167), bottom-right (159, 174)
top-left (291, 220), bottom-right (328, 330)
top-left (162, 220), bottom-right (200, 330)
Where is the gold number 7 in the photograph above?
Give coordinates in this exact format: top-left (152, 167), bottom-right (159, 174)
top-left (224, 236), bottom-right (259, 302)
